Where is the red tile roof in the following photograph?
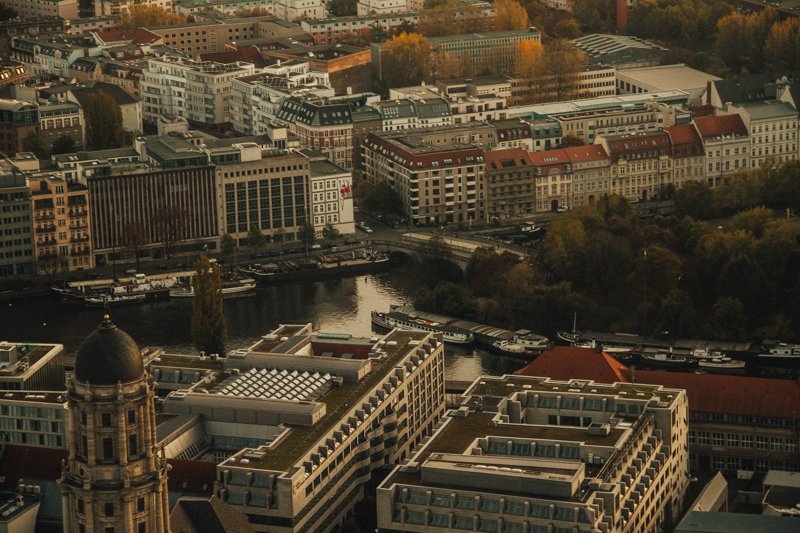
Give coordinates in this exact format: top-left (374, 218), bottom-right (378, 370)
top-left (168, 459), bottom-right (216, 496)
top-left (484, 147), bottom-right (532, 170)
top-left (0, 445), bottom-right (67, 490)
top-left (600, 131), bottom-right (671, 162)
top-left (664, 124), bottom-right (702, 146)
top-left (516, 346), bottom-right (800, 419)
top-left (564, 144), bottom-right (609, 163)
top-left (628, 370), bottom-right (800, 419)
top-left (199, 46), bottom-right (269, 68)
top-left (94, 28), bottom-right (162, 46)
top-left (515, 346), bottom-right (628, 384)
top-left (693, 114), bottom-right (748, 139)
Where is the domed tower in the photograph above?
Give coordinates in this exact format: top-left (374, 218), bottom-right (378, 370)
top-left (60, 314), bottom-right (170, 533)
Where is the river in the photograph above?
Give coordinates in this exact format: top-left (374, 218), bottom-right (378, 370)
top-left (0, 273), bottom-right (525, 382)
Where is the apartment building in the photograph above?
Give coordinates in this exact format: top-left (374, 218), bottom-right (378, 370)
top-left (148, 16), bottom-right (306, 55)
top-left (1, 0), bottom-right (78, 19)
top-left (722, 101), bottom-right (799, 168)
top-left (529, 148), bottom-right (573, 212)
top-left (554, 101), bottom-right (677, 145)
top-left (37, 101), bottom-right (84, 153)
top-left (363, 131), bottom-right (486, 225)
top-left (357, 0), bottom-right (409, 16)
top-left (693, 114), bottom-right (750, 187)
top-left (373, 98), bottom-right (453, 131)
top-left (493, 118), bottom-right (534, 151)
top-left (275, 96), bottom-right (359, 170)
top-left (519, 346), bottom-right (800, 476)
top-left (95, 0), bottom-right (174, 16)
top-left (158, 325), bottom-right (446, 532)
top-left (140, 56), bottom-right (256, 126)
top-left (664, 124), bottom-right (705, 191)
top-left (303, 150), bottom-right (356, 236)
top-left (301, 13), bottom-right (420, 45)
top-left (0, 341), bottom-right (64, 391)
top-left (595, 131), bottom-right (673, 201)
top-left (377, 374), bottom-right (689, 533)
top-left (29, 175), bottom-right (93, 275)
top-left (565, 144), bottom-right (612, 210)
top-left (276, 0), bottom-right (325, 21)
top-left (0, 100), bottom-right (38, 157)
top-left (0, 390), bottom-right (67, 448)
top-left (0, 17), bottom-right (66, 56)
top-left (230, 64), bottom-right (333, 136)
top-left (530, 118), bottom-right (563, 151)
top-left (10, 34), bottom-right (106, 79)
top-left (0, 165), bottom-right (34, 278)
top-left (388, 84), bottom-right (508, 124)
top-left (0, 61), bottom-right (28, 90)
top-left (484, 148), bottom-right (535, 220)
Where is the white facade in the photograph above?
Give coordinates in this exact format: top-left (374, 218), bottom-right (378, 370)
top-left (275, 0), bottom-right (324, 20)
top-left (140, 57), bottom-right (256, 125)
top-left (357, 0), bottom-right (409, 16)
top-left (307, 156), bottom-right (356, 236)
top-left (723, 101), bottom-right (799, 168)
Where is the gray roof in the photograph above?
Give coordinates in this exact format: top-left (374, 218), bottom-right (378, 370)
top-left (75, 318), bottom-right (144, 385)
top-left (739, 100), bottom-right (798, 120)
top-left (712, 72), bottom-right (795, 104)
top-left (675, 511), bottom-right (800, 533)
top-left (69, 81), bottom-right (140, 106)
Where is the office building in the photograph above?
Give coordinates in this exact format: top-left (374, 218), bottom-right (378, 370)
top-left (0, 390), bottom-right (67, 447)
top-left (377, 373), bottom-right (689, 533)
top-left (157, 324), bottom-right (446, 531)
top-left (29, 175), bottom-right (93, 275)
top-left (0, 164), bottom-right (34, 278)
top-left (616, 64), bottom-right (720, 105)
top-left (1, 0), bottom-right (78, 19)
top-left (0, 341), bottom-right (64, 391)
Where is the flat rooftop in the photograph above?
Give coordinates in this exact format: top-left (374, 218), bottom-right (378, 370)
top-left (212, 368), bottom-right (333, 402)
top-left (619, 64), bottom-right (720, 91)
top-left (229, 329), bottom-right (431, 471)
top-left (0, 391), bottom-right (65, 405)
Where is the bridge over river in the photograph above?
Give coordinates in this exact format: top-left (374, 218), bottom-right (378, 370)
top-left (370, 232), bottom-right (529, 269)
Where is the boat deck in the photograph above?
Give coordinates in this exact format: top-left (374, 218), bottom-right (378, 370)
top-left (391, 306), bottom-right (526, 343)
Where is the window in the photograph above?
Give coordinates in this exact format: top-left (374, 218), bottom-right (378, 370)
top-left (77, 499), bottom-right (84, 514)
top-left (129, 434), bottom-right (138, 456)
top-left (101, 413), bottom-right (112, 427)
top-left (105, 502), bottom-right (114, 517)
top-left (137, 497), bottom-right (145, 512)
top-left (102, 438), bottom-right (114, 460)
top-left (128, 410), bottom-right (136, 424)
top-left (138, 524), bottom-right (146, 533)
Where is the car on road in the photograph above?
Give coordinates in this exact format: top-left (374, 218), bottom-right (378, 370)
top-left (125, 268), bottom-right (137, 275)
top-left (557, 206), bottom-right (568, 213)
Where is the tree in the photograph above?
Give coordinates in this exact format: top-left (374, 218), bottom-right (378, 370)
top-left (83, 91), bottom-right (125, 150)
top-left (21, 131), bottom-right (48, 159)
top-left (364, 181), bottom-right (404, 221)
top-left (191, 255), bottom-right (227, 356)
top-left (122, 221), bottom-right (148, 271)
top-left (221, 234), bottom-right (236, 259)
top-left (300, 220), bottom-right (316, 248)
top-left (558, 135), bottom-right (584, 148)
top-left (543, 39), bottom-right (588, 101)
top-left (154, 205), bottom-right (189, 260)
top-left (322, 223), bottom-right (340, 242)
top-left (382, 33), bottom-right (433, 88)
top-left (673, 180), bottom-right (714, 219)
top-left (553, 18), bottom-right (581, 39)
top-left (731, 206), bottom-right (773, 238)
top-left (117, 5), bottom-right (187, 28)
top-left (328, 0), bottom-right (356, 16)
top-left (51, 135), bottom-right (76, 155)
top-left (512, 40), bottom-right (546, 104)
top-left (764, 17), bottom-right (800, 71)
top-left (710, 295), bottom-right (747, 340)
top-left (247, 224), bottom-right (265, 251)
top-left (494, 0), bottom-right (529, 31)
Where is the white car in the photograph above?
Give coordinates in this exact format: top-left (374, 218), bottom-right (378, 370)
top-left (364, 226), bottom-right (373, 234)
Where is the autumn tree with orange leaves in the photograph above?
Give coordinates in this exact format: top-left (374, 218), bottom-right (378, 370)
top-left (382, 32), bottom-right (433, 88)
top-left (494, 0), bottom-right (529, 31)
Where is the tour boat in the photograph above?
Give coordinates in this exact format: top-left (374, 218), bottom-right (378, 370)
top-left (170, 276), bottom-right (256, 298)
top-left (84, 294), bottom-right (147, 306)
top-left (756, 340), bottom-right (800, 366)
top-left (640, 351), bottom-right (697, 370)
top-left (371, 309), bottom-right (474, 345)
top-left (492, 340), bottom-right (539, 358)
top-left (697, 357), bottom-right (746, 374)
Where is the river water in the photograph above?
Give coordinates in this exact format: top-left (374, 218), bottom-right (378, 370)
top-left (0, 273), bottom-right (524, 382)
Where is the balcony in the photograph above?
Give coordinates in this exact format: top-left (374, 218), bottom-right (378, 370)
top-left (35, 225), bottom-right (55, 234)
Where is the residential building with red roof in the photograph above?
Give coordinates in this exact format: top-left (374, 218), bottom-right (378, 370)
top-left (363, 130), bottom-right (486, 224)
top-left (595, 130), bottom-right (673, 201)
top-left (693, 114), bottom-right (750, 186)
top-left (529, 148), bottom-right (573, 212)
top-left (517, 346), bottom-right (800, 475)
top-left (564, 144), bottom-right (611, 209)
top-left (664, 123), bottom-right (705, 190)
top-left (484, 147), bottom-right (536, 220)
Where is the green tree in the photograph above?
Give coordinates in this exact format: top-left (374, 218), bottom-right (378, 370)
top-left (328, 0), bottom-right (356, 16)
top-left (322, 223), bottom-right (340, 242)
top-left (21, 131), bottom-right (48, 158)
top-left (364, 180), bottom-right (404, 221)
top-left (122, 221), bottom-right (148, 271)
top-left (654, 289), bottom-right (699, 337)
top-left (300, 220), bottom-right (316, 248)
top-left (221, 233), bottom-right (236, 259)
top-left (382, 33), bottom-right (433, 88)
top-left (674, 180), bottom-right (714, 219)
top-left (731, 206), bottom-right (773, 238)
top-left (709, 295), bottom-right (747, 340)
top-left (83, 91), bottom-right (125, 150)
top-left (51, 135), bottom-right (76, 155)
top-left (247, 224), bottom-right (265, 251)
top-left (191, 255), bottom-right (227, 355)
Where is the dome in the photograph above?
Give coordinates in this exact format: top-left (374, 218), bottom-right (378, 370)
top-left (74, 315), bottom-right (144, 385)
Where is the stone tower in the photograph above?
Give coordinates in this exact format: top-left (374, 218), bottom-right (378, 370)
top-left (60, 314), bottom-right (170, 533)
